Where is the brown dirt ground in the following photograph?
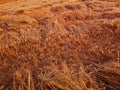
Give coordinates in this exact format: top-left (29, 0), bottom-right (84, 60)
top-left (0, 0), bottom-right (120, 90)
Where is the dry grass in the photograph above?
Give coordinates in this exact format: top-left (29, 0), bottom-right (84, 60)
top-left (0, 0), bottom-right (120, 90)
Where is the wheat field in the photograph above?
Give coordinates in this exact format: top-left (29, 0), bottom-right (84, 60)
top-left (0, 0), bottom-right (120, 90)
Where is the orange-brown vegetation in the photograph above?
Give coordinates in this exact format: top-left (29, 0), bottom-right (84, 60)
top-left (0, 0), bottom-right (18, 3)
top-left (0, 0), bottom-right (120, 90)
